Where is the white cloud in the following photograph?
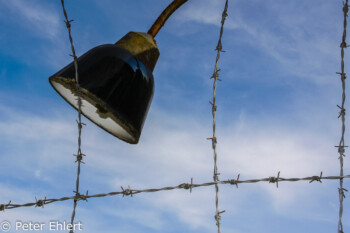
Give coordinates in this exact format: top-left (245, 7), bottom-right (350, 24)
top-left (175, 0), bottom-right (238, 30)
top-left (0, 95), bottom-right (345, 232)
top-left (102, 207), bottom-right (165, 230)
top-left (176, 0), bottom-right (340, 84)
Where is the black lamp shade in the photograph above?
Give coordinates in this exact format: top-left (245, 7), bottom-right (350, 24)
top-left (49, 44), bottom-right (154, 144)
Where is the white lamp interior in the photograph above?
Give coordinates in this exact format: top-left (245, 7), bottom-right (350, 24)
top-left (52, 82), bottom-right (134, 142)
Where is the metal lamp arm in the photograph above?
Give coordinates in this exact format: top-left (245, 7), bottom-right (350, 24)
top-left (148, 0), bottom-right (188, 37)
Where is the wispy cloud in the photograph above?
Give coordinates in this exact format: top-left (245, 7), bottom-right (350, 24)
top-left (0, 95), bottom-right (345, 232)
top-left (103, 207), bottom-right (165, 230)
top-left (176, 0), bottom-right (339, 84)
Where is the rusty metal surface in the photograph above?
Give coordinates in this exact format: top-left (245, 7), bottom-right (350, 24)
top-left (148, 0), bottom-right (188, 37)
top-left (116, 31), bottom-right (160, 71)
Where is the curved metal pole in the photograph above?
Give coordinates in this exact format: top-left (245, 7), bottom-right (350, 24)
top-left (148, 0), bottom-right (188, 37)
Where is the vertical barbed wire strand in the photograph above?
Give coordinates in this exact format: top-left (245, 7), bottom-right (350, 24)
top-left (60, 1), bottom-right (85, 233)
top-left (337, 1), bottom-right (349, 232)
top-left (209, 0), bottom-right (228, 232)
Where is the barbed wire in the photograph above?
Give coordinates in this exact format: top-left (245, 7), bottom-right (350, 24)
top-left (337, 1), bottom-right (349, 232)
top-left (208, 0), bottom-right (229, 232)
top-left (60, 1), bottom-right (86, 232)
top-left (0, 1), bottom-right (348, 233)
top-left (1, 174), bottom-right (349, 211)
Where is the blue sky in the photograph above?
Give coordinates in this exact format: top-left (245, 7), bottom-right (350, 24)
top-left (0, 0), bottom-right (349, 232)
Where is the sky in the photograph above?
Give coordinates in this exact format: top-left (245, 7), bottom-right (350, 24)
top-left (0, 0), bottom-right (349, 232)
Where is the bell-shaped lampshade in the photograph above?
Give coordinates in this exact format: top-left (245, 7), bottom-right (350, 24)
top-left (49, 32), bottom-right (159, 144)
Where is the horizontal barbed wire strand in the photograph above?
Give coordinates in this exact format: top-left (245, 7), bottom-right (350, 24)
top-left (1, 174), bottom-right (349, 210)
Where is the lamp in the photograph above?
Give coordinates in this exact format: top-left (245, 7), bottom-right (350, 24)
top-left (49, 0), bottom-right (188, 144)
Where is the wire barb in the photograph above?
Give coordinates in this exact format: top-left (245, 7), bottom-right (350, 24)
top-left (269, 171), bottom-right (281, 188)
top-left (0, 201), bottom-right (11, 211)
top-left (74, 190), bottom-right (89, 202)
top-left (339, 187), bottom-right (348, 198)
top-left (73, 152), bottom-right (86, 163)
top-left (337, 104), bottom-right (346, 118)
top-left (180, 178), bottom-right (194, 193)
top-left (214, 210), bottom-right (226, 227)
top-left (335, 145), bottom-right (348, 157)
top-left (35, 197), bottom-right (46, 208)
top-left (121, 186), bottom-right (133, 197)
top-left (229, 173), bottom-right (240, 188)
top-left (309, 172), bottom-right (323, 183)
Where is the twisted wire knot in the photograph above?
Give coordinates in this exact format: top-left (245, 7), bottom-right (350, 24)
top-left (337, 105), bottom-right (346, 118)
top-left (338, 187), bottom-right (348, 198)
top-left (207, 137), bottom-right (218, 150)
top-left (74, 152), bottom-right (86, 163)
top-left (180, 178), bottom-right (193, 193)
top-left (74, 190), bottom-right (88, 202)
top-left (229, 174), bottom-right (240, 188)
top-left (35, 197), bottom-right (46, 208)
top-left (229, 179), bottom-right (238, 188)
top-left (214, 213), bottom-right (221, 224)
top-left (340, 41), bottom-right (348, 48)
top-left (211, 69), bottom-right (221, 80)
top-left (337, 72), bottom-right (347, 80)
top-left (180, 183), bottom-right (191, 189)
top-left (216, 41), bottom-right (223, 52)
top-left (214, 210), bottom-right (225, 226)
top-left (210, 101), bottom-right (217, 112)
top-left (0, 201), bottom-right (10, 211)
top-left (64, 19), bottom-right (73, 29)
top-left (213, 172), bottom-right (220, 182)
top-left (268, 177), bottom-right (278, 183)
top-left (309, 172), bottom-right (323, 183)
top-left (336, 145), bottom-right (348, 155)
top-left (121, 186), bottom-right (133, 197)
top-left (269, 172), bottom-right (280, 188)
top-left (76, 120), bottom-right (86, 129)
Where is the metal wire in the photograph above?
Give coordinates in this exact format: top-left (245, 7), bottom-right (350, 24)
top-left (60, 1), bottom-right (86, 232)
top-left (1, 174), bottom-right (349, 210)
top-left (337, 1), bottom-right (349, 232)
top-left (208, 0), bottom-right (229, 232)
top-left (0, 2), bottom-right (348, 233)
